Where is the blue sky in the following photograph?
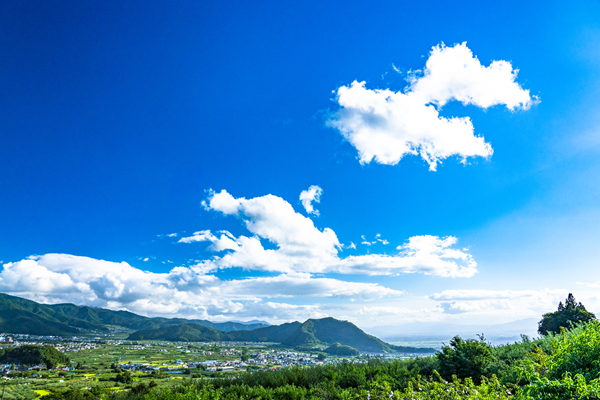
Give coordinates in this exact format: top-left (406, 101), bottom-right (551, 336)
top-left (2, 0), bottom-right (600, 330)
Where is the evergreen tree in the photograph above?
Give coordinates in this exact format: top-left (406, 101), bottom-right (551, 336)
top-left (538, 293), bottom-right (596, 336)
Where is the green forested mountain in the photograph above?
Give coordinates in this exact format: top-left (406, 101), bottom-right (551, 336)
top-left (127, 323), bottom-right (229, 342)
top-left (0, 293), bottom-right (104, 335)
top-left (128, 317), bottom-right (435, 354)
top-left (228, 322), bottom-right (303, 343)
top-left (0, 293), bottom-right (433, 354)
top-left (282, 318), bottom-right (400, 352)
top-left (0, 293), bottom-right (267, 336)
top-left (127, 322), bottom-right (303, 343)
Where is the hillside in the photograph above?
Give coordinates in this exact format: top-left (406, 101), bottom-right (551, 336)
top-left (282, 318), bottom-right (422, 353)
top-left (0, 293), bottom-right (434, 354)
top-left (128, 323), bottom-right (228, 342)
top-left (0, 293), bottom-right (106, 335)
top-left (127, 318), bottom-right (435, 354)
top-left (0, 345), bottom-right (70, 368)
top-left (325, 343), bottom-right (360, 356)
top-left (0, 293), bottom-right (268, 336)
top-left (228, 322), bottom-right (303, 342)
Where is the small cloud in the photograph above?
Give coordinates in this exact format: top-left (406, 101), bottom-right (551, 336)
top-left (299, 185), bottom-right (323, 216)
top-left (361, 235), bottom-right (375, 246)
top-left (143, 258), bottom-right (149, 262)
top-left (157, 233), bottom-right (179, 239)
top-left (360, 234), bottom-right (389, 246)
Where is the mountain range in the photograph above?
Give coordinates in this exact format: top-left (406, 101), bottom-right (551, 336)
top-left (0, 293), bottom-right (268, 335)
top-left (0, 293), bottom-right (434, 354)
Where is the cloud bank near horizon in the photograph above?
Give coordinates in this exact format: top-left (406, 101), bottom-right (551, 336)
top-left (0, 253), bottom-right (398, 323)
top-left (328, 42), bottom-right (537, 171)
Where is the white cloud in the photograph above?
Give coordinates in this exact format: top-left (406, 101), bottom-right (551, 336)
top-left (299, 185), bottom-right (323, 215)
top-left (577, 282), bottom-right (600, 288)
top-left (157, 233), bottom-right (178, 239)
top-left (222, 273), bottom-right (401, 300)
top-left (178, 230), bottom-right (219, 244)
top-left (0, 253), bottom-right (398, 322)
top-left (361, 235), bottom-right (375, 245)
top-left (430, 289), bottom-right (566, 316)
top-left (357, 306), bottom-right (443, 323)
top-left (180, 189), bottom-right (477, 277)
top-left (328, 42), bottom-right (537, 171)
top-left (361, 234), bottom-right (389, 246)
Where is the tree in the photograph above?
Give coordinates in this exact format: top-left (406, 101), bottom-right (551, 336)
top-left (115, 370), bottom-right (133, 384)
top-left (538, 293), bottom-right (596, 336)
top-left (436, 335), bottom-right (494, 384)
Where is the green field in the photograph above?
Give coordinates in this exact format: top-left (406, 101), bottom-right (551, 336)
top-left (1, 340), bottom-right (353, 398)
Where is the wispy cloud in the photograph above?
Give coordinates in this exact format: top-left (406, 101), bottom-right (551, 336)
top-left (361, 234), bottom-right (389, 246)
top-left (299, 185), bottom-right (323, 215)
top-left (328, 42), bottom-right (537, 170)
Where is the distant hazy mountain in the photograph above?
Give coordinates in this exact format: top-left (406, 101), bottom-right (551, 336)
top-left (128, 317), bottom-right (435, 354)
top-left (0, 293), bottom-right (268, 336)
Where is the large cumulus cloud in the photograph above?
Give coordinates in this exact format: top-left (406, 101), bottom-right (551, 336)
top-left (328, 42), bottom-right (537, 170)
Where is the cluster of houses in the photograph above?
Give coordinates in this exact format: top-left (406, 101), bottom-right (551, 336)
top-left (0, 336), bottom-right (14, 344)
top-left (55, 342), bottom-right (100, 352)
top-left (115, 350), bottom-right (359, 373)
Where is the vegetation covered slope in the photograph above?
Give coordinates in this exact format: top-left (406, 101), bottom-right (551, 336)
top-left (0, 345), bottom-right (70, 368)
top-left (128, 323), bottom-right (228, 342)
top-left (228, 322), bottom-right (303, 343)
top-left (325, 342), bottom-right (360, 356)
top-left (0, 293), bottom-right (104, 335)
top-left (128, 321), bottom-right (303, 344)
top-left (127, 318), bottom-right (434, 354)
top-left (0, 293), bottom-right (268, 336)
top-left (281, 317), bottom-right (431, 353)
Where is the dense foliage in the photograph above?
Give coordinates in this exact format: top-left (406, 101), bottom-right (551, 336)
top-left (325, 343), bottom-right (360, 356)
top-left (437, 335), bottom-right (494, 384)
top-left (538, 293), bottom-right (596, 336)
top-left (42, 320), bottom-right (600, 399)
top-left (518, 320), bottom-right (600, 399)
top-left (0, 344), bottom-right (70, 368)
